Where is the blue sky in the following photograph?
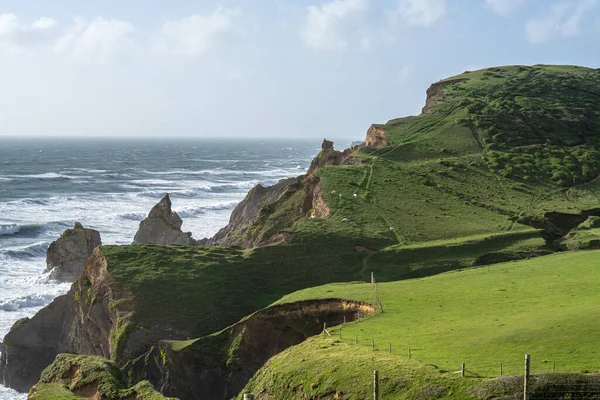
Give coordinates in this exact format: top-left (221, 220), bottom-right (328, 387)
top-left (0, 0), bottom-right (598, 140)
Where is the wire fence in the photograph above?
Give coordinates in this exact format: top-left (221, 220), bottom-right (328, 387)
top-left (326, 326), bottom-right (600, 379)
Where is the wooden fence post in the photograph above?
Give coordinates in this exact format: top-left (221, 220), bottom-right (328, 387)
top-left (461, 362), bottom-right (465, 377)
top-left (373, 370), bottom-right (379, 400)
top-left (500, 363), bottom-right (503, 376)
top-left (553, 361), bottom-right (556, 373)
top-left (372, 339), bottom-right (375, 350)
top-left (408, 347), bottom-right (411, 359)
top-left (524, 354), bottom-right (530, 400)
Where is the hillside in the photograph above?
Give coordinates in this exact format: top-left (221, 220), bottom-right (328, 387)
top-left (2, 64), bottom-right (600, 399)
top-left (242, 251), bottom-right (600, 399)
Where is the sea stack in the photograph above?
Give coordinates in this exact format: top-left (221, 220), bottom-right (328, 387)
top-left (45, 222), bottom-right (102, 282)
top-left (133, 193), bottom-right (197, 245)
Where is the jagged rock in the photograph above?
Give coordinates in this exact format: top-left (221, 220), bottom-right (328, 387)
top-left (308, 139), bottom-right (360, 173)
top-left (0, 295), bottom-right (75, 392)
top-left (133, 193), bottom-right (197, 246)
top-left (45, 222), bottom-right (102, 282)
top-left (321, 139), bottom-right (334, 151)
top-left (205, 174), bottom-right (331, 249)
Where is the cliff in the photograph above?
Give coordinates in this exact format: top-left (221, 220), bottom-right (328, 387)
top-left (133, 194), bottom-right (198, 246)
top-left (206, 139), bottom-right (363, 248)
top-left (45, 222), bottom-right (102, 282)
top-left (5, 64), bottom-right (600, 399)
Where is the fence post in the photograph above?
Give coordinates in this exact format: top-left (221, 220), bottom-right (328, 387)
top-left (500, 363), bottom-right (503, 376)
top-left (372, 339), bottom-right (375, 350)
top-left (553, 361), bottom-right (556, 373)
top-left (389, 343), bottom-right (392, 354)
top-left (371, 271), bottom-right (374, 285)
top-left (524, 354), bottom-right (530, 400)
top-left (373, 370), bottom-right (379, 400)
top-left (461, 362), bottom-right (465, 378)
top-left (408, 347), bottom-right (411, 359)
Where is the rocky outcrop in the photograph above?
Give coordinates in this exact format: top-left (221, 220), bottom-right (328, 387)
top-left (205, 139), bottom-right (364, 248)
top-left (29, 354), bottom-right (174, 400)
top-left (45, 222), bottom-right (102, 282)
top-left (421, 78), bottom-right (469, 114)
top-left (0, 294), bottom-right (75, 392)
top-left (137, 299), bottom-right (375, 400)
top-left (364, 125), bottom-right (389, 147)
top-left (133, 194), bottom-right (197, 246)
top-left (0, 246), bottom-right (175, 393)
top-left (308, 139), bottom-right (358, 172)
top-left (205, 173), bottom-right (332, 248)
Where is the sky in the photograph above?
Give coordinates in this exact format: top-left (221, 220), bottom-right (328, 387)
top-left (0, 0), bottom-right (598, 140)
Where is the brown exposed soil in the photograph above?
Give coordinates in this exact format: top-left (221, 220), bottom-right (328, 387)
top-left (73, 383), bottom-right (100, 399)
top-left (364, 125), bottom-right (389, 147)
top-left (421, 78), bottom-right (469, 114)
top-left (149, 299), bottom-right (375, 400)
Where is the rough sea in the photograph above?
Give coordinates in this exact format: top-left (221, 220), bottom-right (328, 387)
top-left (0, 138), bottom-right (324, 399)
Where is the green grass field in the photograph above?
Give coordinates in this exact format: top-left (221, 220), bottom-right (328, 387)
top-left (276, 251), bottom-right (600, 378)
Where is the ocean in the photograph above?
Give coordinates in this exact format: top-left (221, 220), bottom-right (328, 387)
top-left (0, 138), bottom-right (324, 399)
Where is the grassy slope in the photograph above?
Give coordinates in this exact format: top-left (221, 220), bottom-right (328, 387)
top-left (275, 251), bottom-right (600, 378)
top-left (238, 337), bottom-right (481, 400)
top-left (100, 242), bottom-right (366, 338)
top-left (99, 64), bottom-right (600, 361)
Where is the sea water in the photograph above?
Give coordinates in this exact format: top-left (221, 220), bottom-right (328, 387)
top-left (0, 138), bottom-right (323, 398)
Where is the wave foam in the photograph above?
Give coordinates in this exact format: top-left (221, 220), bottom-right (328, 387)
top-left (2, 242), bottom-right (49, 260)
top-left (0, 224), bottom-right (20, 236)
top-left (0, 293), bottom-right (58, 312)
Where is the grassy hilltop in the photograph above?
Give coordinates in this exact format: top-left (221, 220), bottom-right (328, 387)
top-left (26, 65), bottom-right (600, 399)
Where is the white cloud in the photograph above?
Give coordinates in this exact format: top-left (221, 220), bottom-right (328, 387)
top-left (526, 0), bottom-right (598, 44)
top-left (390, 0), bottom-right (447, 27)
top-left (397, 65), bottom-right (415, 83)
top-left (55, 17), bottom-right (135, 63)
top-left (486, 0), bottom-right (525, 16)
top-left (301, 0), bottom-right (370, 51)
top-left (159, 8), bottom-right (240, 56)
top-left (0, 13), bottom-right (58, 54)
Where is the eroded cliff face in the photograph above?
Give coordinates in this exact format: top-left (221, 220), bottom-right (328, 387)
top-left (0, 295), bottom-right (75, 392)
top-left (45, 222), bottom-right (102, 282)
top-left (206, 175), bottom-right (331, 248)
top-left (137, 299), bottom-right (375, 400)
top-left (206, 139), bottom-right (367, 248)
top-left (421, 78), bottom-right (470, 114)
top-left (1, 248), bottom-right (147, 393)
top-left (364, 125), bottom-right (389, 147)
top-left (134, 194), bottom-right (198, 246)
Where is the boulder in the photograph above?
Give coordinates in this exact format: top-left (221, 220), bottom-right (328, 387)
top-left (133, 193), bottom-right (197, 245)
top-left (45, 222), bottom-right (102, 282)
